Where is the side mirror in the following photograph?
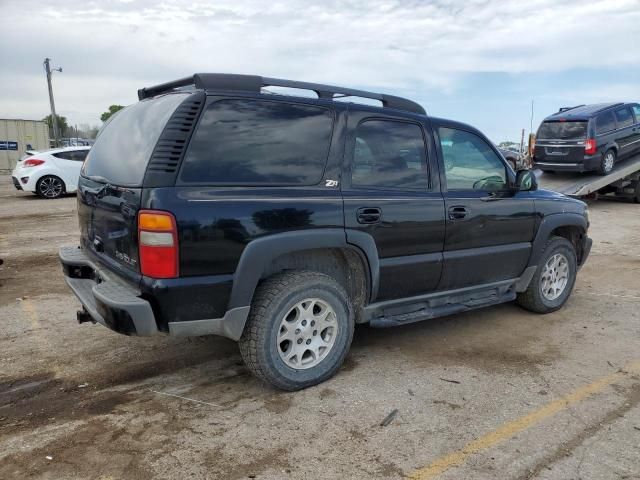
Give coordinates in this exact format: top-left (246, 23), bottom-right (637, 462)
top-left (515, 169), bottom-right (538, 191)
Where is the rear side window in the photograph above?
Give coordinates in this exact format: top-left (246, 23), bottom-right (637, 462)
top-left (351, 120), bottom-right (428, 189)
top-left (596, 111), bottom-right (616, 134)
top-left (55, 150), bottom-right (88, 161)
top-left (537, 121), bottom-right (587, 140)
top-left (82, 93), bottom-right (187, 186)
top-left (180, 99), bottom-right (334, 185)
top-left (614, 107), bottom-right (634, 129)
top-left (632, 105), bottom-right (640, 122)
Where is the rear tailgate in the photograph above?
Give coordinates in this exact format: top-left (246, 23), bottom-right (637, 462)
top-left (535, 120), bottom-right (588, 164)
top-left (78, 92), bottom-right (188, 283)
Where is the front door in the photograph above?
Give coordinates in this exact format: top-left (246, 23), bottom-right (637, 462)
top-left (436, 125), bottom-right (536, 290)
top-left (342, 112), bottom-right (445, 301)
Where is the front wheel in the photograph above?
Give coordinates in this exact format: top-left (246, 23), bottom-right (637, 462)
top-left (517, 236), bottom-right (577, 314)
top-left (239, 271), bottom-right (354, 391)
top-left (36, 175), bottom-right (65, 199)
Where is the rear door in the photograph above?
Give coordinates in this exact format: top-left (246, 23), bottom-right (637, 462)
top-left (78, 92), bottom-right (189, 284)
top-left (342, 112), bottom-right (445, 301)
top-left (436, 125), bottom-right (535, 290)
top-left (613, 106), bottom-right (639, 155)
top-left (534, 120), bottom-right (588, 165)
top-left (631, 105), bottom-right (640, 154)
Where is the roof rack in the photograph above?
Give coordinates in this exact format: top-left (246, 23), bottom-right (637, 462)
top-left (137, 73), bottom-right (426, 115)
top-left (593, 102), bottom-right (624, 113)
top-left (556, 105), bottom-right (585, 114)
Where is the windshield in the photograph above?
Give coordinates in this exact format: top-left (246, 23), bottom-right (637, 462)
top-left (537, 121), bottom-right (588, 140)
top-left (82, 93), bottom-right (187, 186)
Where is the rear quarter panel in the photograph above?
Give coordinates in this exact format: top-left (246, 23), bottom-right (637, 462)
top-left (144, 186), bottom-right (344, 276)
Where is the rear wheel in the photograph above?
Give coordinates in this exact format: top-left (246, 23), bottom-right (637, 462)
top-left (517, 236), bottom-right (577, 314)
top-left (36, 175), bottom-right (65, 199)
top-left (239, 271), bottom-right (354, 391)
top-left (598, 149), bottom-right (616, 176)
top-left (633, 181), bottom-right (640, 204)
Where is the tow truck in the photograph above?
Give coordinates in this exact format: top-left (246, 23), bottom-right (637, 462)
top-left (536, 152), bottom-right (640, 202)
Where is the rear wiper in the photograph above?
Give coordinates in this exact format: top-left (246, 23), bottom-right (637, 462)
top-left (81, 175), bottom-right (114, 198)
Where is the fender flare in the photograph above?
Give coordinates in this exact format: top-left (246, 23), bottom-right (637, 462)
top-left (528, 213), bottom-right (587, 267)
top-left (227, 229), bottom-right (380, 309)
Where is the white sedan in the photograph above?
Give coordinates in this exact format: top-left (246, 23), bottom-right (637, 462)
top-left (11, 146), bottom-right (91, 199)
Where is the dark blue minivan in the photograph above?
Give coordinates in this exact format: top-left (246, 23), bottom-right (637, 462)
top-left (534, 103), bottom-right (640, 175)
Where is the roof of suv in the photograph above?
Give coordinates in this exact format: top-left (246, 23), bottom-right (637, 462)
top-left (138, 73), bottom-right (426, 116)
top-left (545, 102), bottom-right (629, 121)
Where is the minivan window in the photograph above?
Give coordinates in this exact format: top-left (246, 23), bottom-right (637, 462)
top-left (439, 127), bottom-right (506, 191)
top-left (351, 120), bottom-right (428, 189)
top-left (82, 93), bottom-right (187, 186)
top-left (596, 111), bottom-right (616, 135)
top-left (537, 121), bottom-right (587, 140)
top-left (614, 107), bottom-right (634, 129)
top-left (180, 99), bottom-right (334, 185)
top-left (632, 105), bottom-right (640, 122)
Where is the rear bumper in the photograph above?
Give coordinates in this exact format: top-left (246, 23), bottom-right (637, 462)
top-left (534, 155), bottom-right (601, 172)
top-left (12, 176), bottom-right (23, 190)
top-left (59, 246), bottom-right (249, 340)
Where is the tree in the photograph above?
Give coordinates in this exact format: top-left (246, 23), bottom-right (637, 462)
top-left (100, 105), bottom-right (125, 122)
top-left (42, 114), bottom-right (69, 139)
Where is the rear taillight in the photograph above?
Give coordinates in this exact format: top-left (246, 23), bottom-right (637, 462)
top-left (23, 158), bottom-right (45, 167)
top-left (585, 139), bottom-right (596, 155)
top-left (138, 210), bottom-right (178, 278)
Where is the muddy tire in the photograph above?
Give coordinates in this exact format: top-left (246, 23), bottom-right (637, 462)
top-left (517, 236), bottom-right (577, 314)
top-left (239, 271), bottom-right (354, 391)
top-left (36, 175), bottom-right (65, 199)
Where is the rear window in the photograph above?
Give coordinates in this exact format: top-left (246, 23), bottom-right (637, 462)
top-left (537, 121), bottom-right (588, 140)
top-left (82, 93), bottom-right (187, 186)
top-left (179, 99), bottom-right (334, 185)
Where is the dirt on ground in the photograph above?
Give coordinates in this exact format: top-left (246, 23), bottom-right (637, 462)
top-left (1, 176), bottom-right (639, 479)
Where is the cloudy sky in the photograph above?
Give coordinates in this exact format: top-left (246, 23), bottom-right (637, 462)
top-left (0, 0), bottom-right (638, 141)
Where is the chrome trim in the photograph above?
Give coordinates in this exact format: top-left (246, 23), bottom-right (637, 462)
top-left (534, 162), bottom-right (581, 167)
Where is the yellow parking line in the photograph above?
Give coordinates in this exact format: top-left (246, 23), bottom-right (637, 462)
top-left (407, 361), bottom-right (640, 480)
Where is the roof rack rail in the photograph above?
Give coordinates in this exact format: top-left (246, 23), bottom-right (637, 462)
top-left (556, 105), bottom-right (585, 113)
top-left (593, 102), bottom-right (624, 113)
top-left (138, 73), bottom-right (426, 115)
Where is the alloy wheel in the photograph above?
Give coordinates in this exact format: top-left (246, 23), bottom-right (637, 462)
top-left (540, 253), bottom-right (569, 301)
top-left (277, 298), bottom-right (339, 370)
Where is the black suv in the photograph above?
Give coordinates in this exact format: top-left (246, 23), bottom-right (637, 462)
top-left (59, 74), bottom-right (592, 390)
top-left (534, 103), bottom-right (640, 175)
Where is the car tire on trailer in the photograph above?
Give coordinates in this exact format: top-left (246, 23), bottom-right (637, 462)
top-left (36, 175), bottom-right (65, 199)
top-left (239, 270), bottom-right (354, 391)
top-left (598, 149), bottom-right (616, 176)
top-left (516, 236), bottom-right (577, 314)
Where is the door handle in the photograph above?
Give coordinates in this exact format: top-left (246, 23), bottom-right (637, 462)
top-left (357, 207), bottom-right (382, 224)
top-left (448, 205), bottom-right (469, 220)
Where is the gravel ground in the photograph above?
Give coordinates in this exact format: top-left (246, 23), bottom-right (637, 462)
top-left (1, 176), bottom-right (639, 479)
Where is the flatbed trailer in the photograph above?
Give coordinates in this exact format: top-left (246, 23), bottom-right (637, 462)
top-left (536, 152), bottom-right (640, 201)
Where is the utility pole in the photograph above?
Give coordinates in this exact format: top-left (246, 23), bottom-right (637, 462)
top-left (44, 58), bottom-right (62, 146)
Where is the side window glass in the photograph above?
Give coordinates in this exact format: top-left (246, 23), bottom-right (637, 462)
top-left (438, 127), bottom-right (507, 191)
top-left (351, 120), bottom-right (428, 189)
top-left (596, 111), bottom-right (616, 134)
top-left (614, 107), bottom-right (634, 129)
top-left (74, 150), bottom-right (89, 161)
top-left (632, 105), bottom-right (640, 122)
